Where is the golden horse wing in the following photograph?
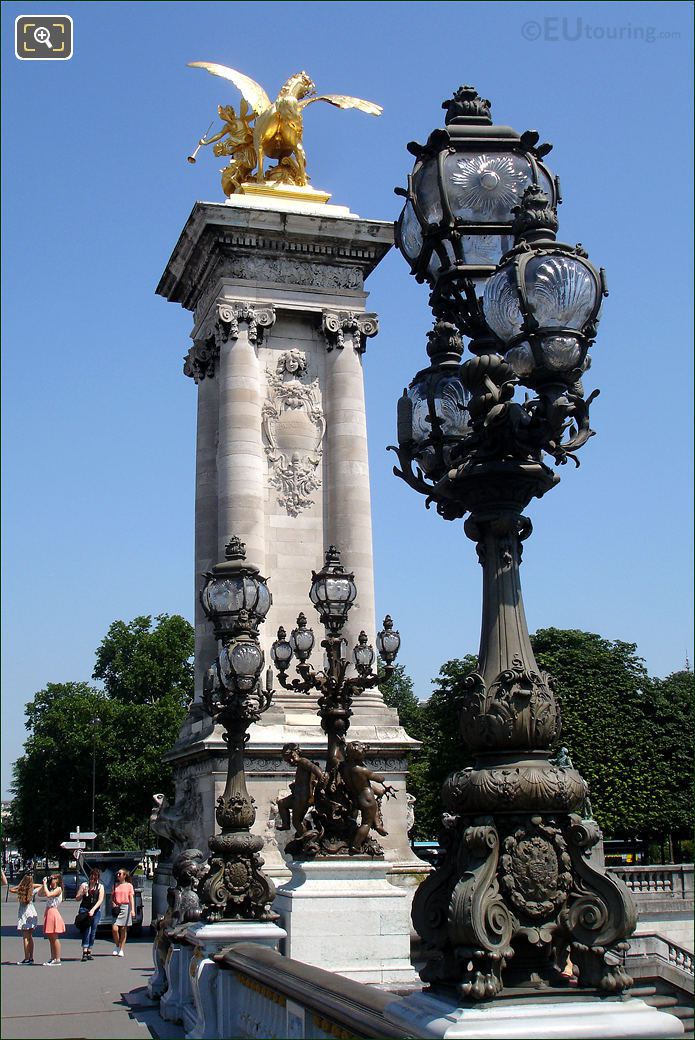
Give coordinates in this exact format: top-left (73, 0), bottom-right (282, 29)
top-left (302, 94), bottom-right (383, 116)
top-left (188, 62), bottom-right (272, 116)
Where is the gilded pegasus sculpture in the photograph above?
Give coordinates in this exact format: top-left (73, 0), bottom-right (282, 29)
top-left (187, 63), bottom-right (382, 196)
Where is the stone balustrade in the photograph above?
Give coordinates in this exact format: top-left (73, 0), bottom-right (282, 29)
top-left (609, 863), bottom-right (694, 899)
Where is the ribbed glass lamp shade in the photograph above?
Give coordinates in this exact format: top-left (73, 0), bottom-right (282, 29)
top-left (402, 372), bottom-right (470, 478)
top-left (309, 548), bottom-right (357, 633)
top-left (376, 617), bottom-right (401, 665)
top-left (290, 616), bottom-right (315, 660)
top-left (271, 630), bottom-right (293, 670)
top-left (353, 635), bottom-right (376, 673)
top-left (483, 252), bottom-right (601, 379)
top-left (219, 641), bottom-right (264, 689)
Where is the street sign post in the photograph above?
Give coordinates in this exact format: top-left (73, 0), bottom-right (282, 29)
top-left (70, 831), bottom-right (96, 841)
top-left (60, 840), bottom-right (86, 850)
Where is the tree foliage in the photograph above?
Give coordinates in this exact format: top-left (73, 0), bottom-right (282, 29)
top-left (381, 658), bottom-right (477, 841)
top-left (382, 633), bottom-right (693, 850)
top-left (531, 628), bottom-right (693, 846)
top-left (10, 615), bottom-right (193, 858)
top-left (93, 613), bottom-right (193, 707)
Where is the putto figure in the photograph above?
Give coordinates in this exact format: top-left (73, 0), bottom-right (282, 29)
top-left (187, 63), bottom-right (382, 195)
top-left (276, 743), bottom-right (326, 838)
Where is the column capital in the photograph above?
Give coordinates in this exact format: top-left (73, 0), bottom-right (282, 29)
top-left (184, 302), bottom-right (276, 382)
top-left (216, 302), bottom-right (276, 347)
top-left (321, 310), bottom-right (379, 354)
top-left (184, 336), bottom-right (219, 384)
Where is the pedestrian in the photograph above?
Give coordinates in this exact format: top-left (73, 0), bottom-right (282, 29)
top-left (75, 868), bottom-right (105, 961)
top-left (9, 872), bottom-right (41, 964)
top-left (40, 873), bottom-right (66, 966)
top-left (111, 868), bottom-right (135, 957)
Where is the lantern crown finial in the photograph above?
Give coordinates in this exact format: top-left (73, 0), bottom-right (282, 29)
top-left (324, 545), bottom-right (343, 570)
top-left (511, 184), bottom-right (559, 242)
top-left (224, 536), bottom-right (247, 561)
top-left (426, 320), bottom-right (464, 365)
top-left (442, 85), bottom-right (492, 126)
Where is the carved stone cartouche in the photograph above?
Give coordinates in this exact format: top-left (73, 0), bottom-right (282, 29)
top-left (262, 351), bottom-right (325, 517)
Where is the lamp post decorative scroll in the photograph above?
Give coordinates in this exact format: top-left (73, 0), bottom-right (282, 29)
top-left (392, 89), bottom-right (635, 1001)
top-left (271, 545), bottom-right (401, 858)
top-left (198, 537), bottom-right (277, 922)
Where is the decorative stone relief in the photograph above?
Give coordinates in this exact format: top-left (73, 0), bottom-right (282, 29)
top-left (227, 257), bottom-right (363, 290)
top-left (183, 336), bottom-right (219, 383)
top-left (262, 351), bottom-right (325, 517)
top-left (321, 311), bottom-right (379, 353)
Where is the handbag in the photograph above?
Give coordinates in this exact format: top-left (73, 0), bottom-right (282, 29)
top-left (74, 909), bottom-right (90, 931)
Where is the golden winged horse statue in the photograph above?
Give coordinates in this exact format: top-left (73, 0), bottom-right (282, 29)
top-left (187, 63), bottom-right (382, 196)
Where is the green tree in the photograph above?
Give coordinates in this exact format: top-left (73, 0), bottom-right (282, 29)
top-left (10, 615), bottom-right (193, 858)
top-left (531, 628), bottom-right (694, 849)
top-left (381, 658), bottom-right (478, 841)
top-left (643, 669), bottom-right (694, 858)
top-left (93, 613), bottom-right (193, 707)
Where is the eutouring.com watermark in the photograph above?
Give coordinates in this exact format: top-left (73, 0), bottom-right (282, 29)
top-left (521, 17), bottom-right (680, 43)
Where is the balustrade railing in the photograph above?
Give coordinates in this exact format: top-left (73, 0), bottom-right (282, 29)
top-left (609, 863), bottom-right (693, 899)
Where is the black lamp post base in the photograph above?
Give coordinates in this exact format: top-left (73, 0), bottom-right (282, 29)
top-left (201, 830), bottom-right (278, 923)
top-left (412, 810), bottom-right (635, 1001)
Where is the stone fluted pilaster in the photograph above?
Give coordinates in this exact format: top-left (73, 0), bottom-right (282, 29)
top-left (217, 302), bottom-right (275, 572)
top-left (321, 311), bottom-right (379, 699)
top-left (193, 372), bottom-right (219, 702)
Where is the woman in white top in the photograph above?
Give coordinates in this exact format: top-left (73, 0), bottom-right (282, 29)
top-left (10, 872), bottom-right (42, 964)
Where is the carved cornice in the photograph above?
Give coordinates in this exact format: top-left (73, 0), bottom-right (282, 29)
top-left (157, 206), bottom-right (394, 312)
top-left (321, 311), bottom-right (379, 353)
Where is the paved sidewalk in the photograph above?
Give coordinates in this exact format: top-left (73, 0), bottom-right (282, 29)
top-left (1, 891), bottom-right (184, 1039)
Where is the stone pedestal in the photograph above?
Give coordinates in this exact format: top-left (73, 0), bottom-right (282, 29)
top-left (273, 858), bottom-right (416, 984)
top-left (160, 933), bottom-right (195, 1024)
top-left (184, 920), bottom-right (286, 1040)
top-left (383, 991), bottom-right (683, 1039)
top-left (156, 194), bottom-right (426, 890)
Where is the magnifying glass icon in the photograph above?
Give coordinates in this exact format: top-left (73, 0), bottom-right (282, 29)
top-left (33, 26), bottom-right (53, 48)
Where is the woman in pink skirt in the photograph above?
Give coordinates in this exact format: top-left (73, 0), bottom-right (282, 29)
top-left (41, 874), bottom-right (66, 965)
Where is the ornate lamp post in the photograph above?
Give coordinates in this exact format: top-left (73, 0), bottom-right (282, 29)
top-left (198, 536), bottom-right (277, 921)
top-left (271, 545), bottom-right (401, 856)
top-left (391, 90), bottom-right (635, 1001)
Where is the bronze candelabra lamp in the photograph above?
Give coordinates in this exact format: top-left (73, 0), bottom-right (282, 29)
top-left (198, 536), bottom-right (277, 921)
top-left (391, 87), bottom-right (635, 1000)
top-left (271, 545), bottom-right (401, 857)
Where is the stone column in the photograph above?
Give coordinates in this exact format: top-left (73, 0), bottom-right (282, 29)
top-left (184, 338), bottom-right (219, 702)
top-left (215, 302), bottom-right (275, 570)
top-left (322, 311), bottom-right (382, 710)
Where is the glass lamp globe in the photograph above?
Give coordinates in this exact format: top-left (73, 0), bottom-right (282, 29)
top-left (376, 616), bottom-right (401, 666)
top-left (200, 536), bottom-right (272, 638)
top-left (482, 186), bottom-right (606, 385)
top-left (290, 613), bottom-right (315, 662)
top-left (395, 86), bottom-right (559, 292)
top-left (309, 546), bottom-right (357, 634)
top-left (353, 632), bottom-right (376, 676)
top-left (270, 627), bottom-right (293, 671)
top-left (397, 320), bottom-right (471, 482)
top-left (219, 639), bottom-right (265, 692)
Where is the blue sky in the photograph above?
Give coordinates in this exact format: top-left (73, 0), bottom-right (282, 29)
top-left (2, 0), bottom-right (693, 798)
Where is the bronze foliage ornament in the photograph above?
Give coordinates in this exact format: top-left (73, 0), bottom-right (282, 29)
top-left (395, 90), bottom-right (636, 1001)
